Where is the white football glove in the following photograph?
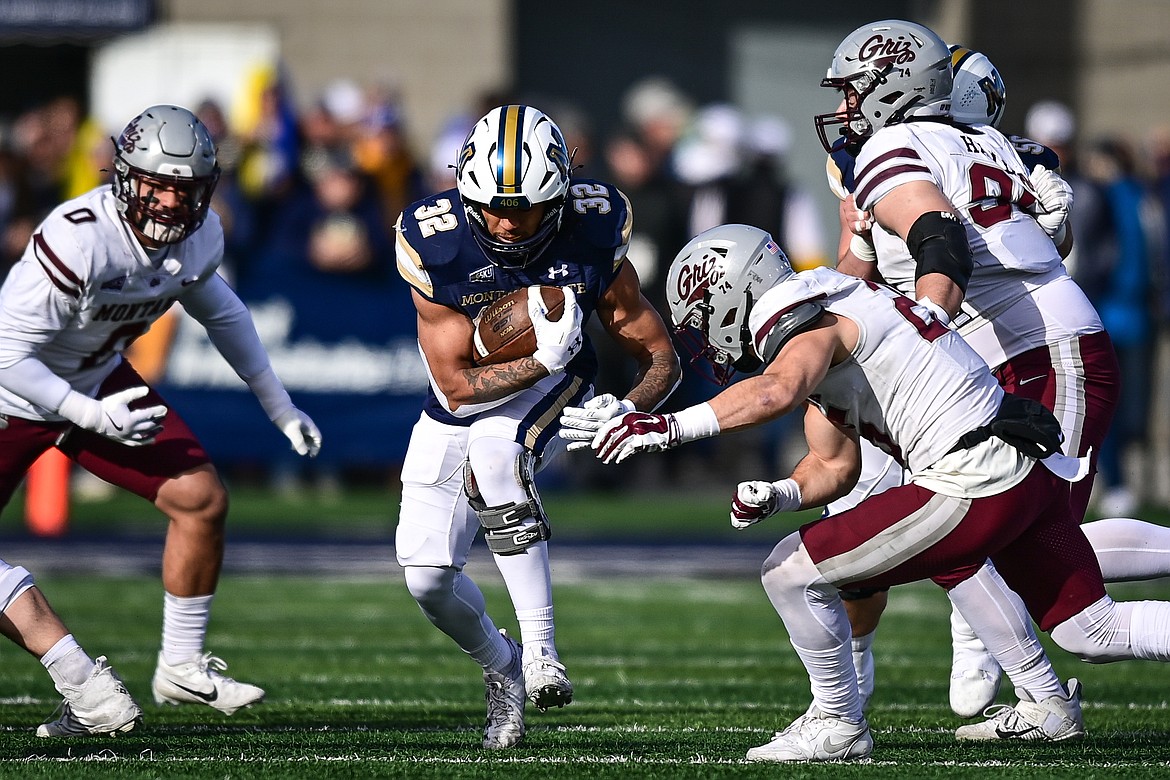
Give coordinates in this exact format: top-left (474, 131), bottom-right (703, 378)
top-left (729, 479), bottom-right (802, 529)
top-left (559, 393), bottom-right (636, 451)
top-left (1028, 164), bottom-right (1074, 239)
top-left (273, 407), bottom-right (322, 457)
top-left (57, 386), bottom-right (168, 447)
top-left (530, 285), bottom-right (583, 375)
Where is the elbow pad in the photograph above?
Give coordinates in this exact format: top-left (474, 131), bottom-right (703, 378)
top-left (907, 211), bottom-right (973, 293)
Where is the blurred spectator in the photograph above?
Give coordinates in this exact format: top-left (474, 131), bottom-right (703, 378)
top-left (350, 88), bottom-right (426, 231)
top-left (673, 103), bottom-right (744, 236)
top-left (1081, 137), bottom-right (1156, 516)
top-left (621, 77), bottom-right (693, 184)
top-left (728, 115), bottom-right (828, 271)
top-left (234, 63), bottom-right (300, 236)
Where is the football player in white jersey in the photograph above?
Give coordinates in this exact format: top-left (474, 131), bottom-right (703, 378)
top-left (0, 105), bottom-right (321, 734)
top-left (816, 21), bottom-right (1170, 733)
top-left (587, 223), bottom-right (1170, 763)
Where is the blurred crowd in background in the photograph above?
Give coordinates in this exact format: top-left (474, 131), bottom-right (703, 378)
top-left (3, 69), bottom-right (1170, 514)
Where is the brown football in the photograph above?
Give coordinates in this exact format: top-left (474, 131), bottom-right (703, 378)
top-left (473, 286), bottom-right (566, 366)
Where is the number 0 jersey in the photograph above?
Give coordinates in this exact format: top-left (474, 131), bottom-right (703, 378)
top-left (847, 121), bottom-right (1102, 369)
top-left (750, 267), bottom-right (1021, 496)
top-left (0, 186), bottom-right (225, 420)
top-left (395, 179), bottom-right (632, 425)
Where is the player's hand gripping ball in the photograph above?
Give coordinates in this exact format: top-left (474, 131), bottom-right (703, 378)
top-left (473, 286), bottom-right (567, 365)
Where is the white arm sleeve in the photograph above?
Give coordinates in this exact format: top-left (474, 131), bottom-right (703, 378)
top-left (0, 356), bottom-right (77, 415)
top-left (179, 273), bottom-right (291, 420)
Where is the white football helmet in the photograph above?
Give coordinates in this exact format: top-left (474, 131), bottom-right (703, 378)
top-left (112, 105), bottom-right (219, 245)
top-left (666, 224), bottom-right (794, 385)
top-left (949, 45), bottom-right (1007, 127)
top-left (456, 104), bottom-right (573, 268)
top-left (815, 19), bottom-right (953, 152)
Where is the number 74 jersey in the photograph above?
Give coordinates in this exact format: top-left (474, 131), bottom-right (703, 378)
top-left (0, 186), bottom-right (224, 420)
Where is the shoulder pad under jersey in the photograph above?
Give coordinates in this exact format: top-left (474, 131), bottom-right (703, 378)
top-left (562, 179), bottom-right (632, 258)
top-left (755, 299), bottom-right (827, 365)
top-left (396, 189), bottom-right (466, 269)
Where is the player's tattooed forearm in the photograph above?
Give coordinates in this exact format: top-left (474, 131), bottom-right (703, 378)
top-left (626, 350), bottom-right (682, 410)
top-left (467, 358), bottom-right (544, 399)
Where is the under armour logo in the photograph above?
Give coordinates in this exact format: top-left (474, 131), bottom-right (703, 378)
top-left (547, 264), bottom-right (569, 280)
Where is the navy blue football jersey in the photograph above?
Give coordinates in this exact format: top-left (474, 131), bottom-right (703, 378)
top-left (396, 178), bottom-right (632, 425)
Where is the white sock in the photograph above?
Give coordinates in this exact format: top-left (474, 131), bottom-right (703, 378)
top-left (161, 592), bottom-right (213, 665)
top-left (1083, 518), bottom-right (1170, 581)
top-left (851, 630), bottom-right (876, 707)
top-left (42, 635), bottom-right (96, 690)
top-left (516, 606), bottom-right (556, 661)
top-left (1051, 595), bottom-right (1170, 662)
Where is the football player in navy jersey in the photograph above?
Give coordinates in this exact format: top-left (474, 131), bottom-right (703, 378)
top-left (394, 104), bottom-right (679, 749)
top-left (810, 22), bottom-right (1170, 740)
top-left (0, 105), bottom-right (321, 735)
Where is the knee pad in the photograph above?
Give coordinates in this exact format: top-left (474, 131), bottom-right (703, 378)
top-left (0, 564), bottom-right (35, 613)
top-left (464, 454), bottom-right (550, 556)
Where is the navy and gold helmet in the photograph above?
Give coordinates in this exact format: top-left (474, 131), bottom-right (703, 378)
top-left (456, 104), bottom-right (572, 268)
top-left (949, 45), bottom-right (1007, 127)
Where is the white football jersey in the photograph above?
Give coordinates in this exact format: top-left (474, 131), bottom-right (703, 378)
top-left (0, 186), bottom-right (224, 419)
top-left (854, 121), bottom-right (1101, 368)
top-left (750, 267), bottom-right (1003, 476)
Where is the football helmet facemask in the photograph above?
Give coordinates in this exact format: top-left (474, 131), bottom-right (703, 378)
top-left (815, 19), bottom-right (953, 153)
top-left (456, 104), bottom-right (573, 268)
top-left (666, 224), bottom-right (794, 386)
top-left (112, 105), bottom-right (219, 246)
top-left (949, 45), bottom-right (1007, 127)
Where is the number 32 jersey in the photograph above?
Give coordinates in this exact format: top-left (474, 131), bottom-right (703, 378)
top-left (0, 186), bottom-right (224, 420)
top-left (395, 179), bottom-right (631, 425)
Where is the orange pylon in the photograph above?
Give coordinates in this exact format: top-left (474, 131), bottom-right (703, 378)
top-left (25, 449), bottom-right (70, 537)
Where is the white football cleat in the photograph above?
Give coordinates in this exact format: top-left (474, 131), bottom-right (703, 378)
top-left (746, 706), bottom-right (873, 762)
top-left (152, 652), bottom-right (265, 715)
top-left (523, 655), bottom-right (573, 712)
top-left (483, 631), bottom-right (526, 749)
top-left (37, 656), bottom-right (142, 737)
top-left (949, 605), bottom-right (1002, 717)
top-left (955, 678), bottom-right (1085, 742)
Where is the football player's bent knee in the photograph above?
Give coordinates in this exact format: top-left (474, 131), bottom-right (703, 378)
top-left (1050, 598), bottom-right (1138, 663)
top-left (760, 534), bottom-right (815, 593)
top-left (463, 457), bottom-right (549, 556)
top-left (404, 566), bottom-right (456, 610)
top-left (0, 563), bottom-right (35, 613)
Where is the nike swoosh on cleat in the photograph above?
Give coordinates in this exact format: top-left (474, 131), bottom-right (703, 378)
top-left (996, 725), bottom-right (1039, 739)
top-left (822, 733), bottom-right (860, 752)
top-left (170, 682), bottom-right (218, 702)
